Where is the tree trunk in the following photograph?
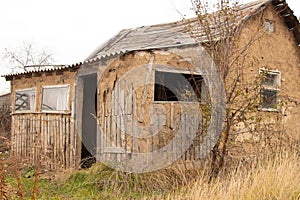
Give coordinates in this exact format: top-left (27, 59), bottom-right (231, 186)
top-left (209, 120), bottom-right (230, 182)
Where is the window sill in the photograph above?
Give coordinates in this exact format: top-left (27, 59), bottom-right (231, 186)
top-left (258, 107), bottom-right (279, 112)
top-left (153, 101), bottom-right (201, 104)
top-left (41, 110), bottom-right (71, 114)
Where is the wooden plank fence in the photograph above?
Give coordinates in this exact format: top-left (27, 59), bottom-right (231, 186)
top-left (11, 113), bottom-right (76, 170)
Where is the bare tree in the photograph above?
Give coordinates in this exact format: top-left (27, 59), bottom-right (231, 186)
top-left (3, 42), bottom-right (55, 72)
top-left (187, 0), bottom-right (287, 179)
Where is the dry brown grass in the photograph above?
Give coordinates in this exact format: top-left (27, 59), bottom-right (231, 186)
top-left (159, 152), bottom-right (300, 200)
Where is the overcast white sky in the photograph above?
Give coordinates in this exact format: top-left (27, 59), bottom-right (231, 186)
top-left (0, 0), bottom-right (299, 94)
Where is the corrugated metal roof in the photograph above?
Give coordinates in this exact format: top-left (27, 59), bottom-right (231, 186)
top-left (86, 0), bottom-right (272, 61)
top-left (85, 21), bottom-right (198, 61)
top-left (2, 65), bottom-right (78, 78)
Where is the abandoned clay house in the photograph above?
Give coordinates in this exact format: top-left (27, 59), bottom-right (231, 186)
top-left (2, 0), bottom-right (299, 171)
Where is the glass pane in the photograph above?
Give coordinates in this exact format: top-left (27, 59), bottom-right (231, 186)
top-left (262, 73), bottom-right (277, 87)
top-left (261, 89), bottom-right (278, 109)
top-left (42, 86), bottom-right (69, 111)
top-left (15, 89), bottom-right (36, 111)
top-left (264, 20), bottom-right (274, 33)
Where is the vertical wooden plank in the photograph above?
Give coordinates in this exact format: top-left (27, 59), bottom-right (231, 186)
top-left (27, 115), bottom-right (30, 160)
top-left (132, 88), bottom-right (138, 156)
top-left (29, 115), bottom-right (32, 161)
top-left (104, 115), bottom-right (107, 160)
top-left (47, 115), bottom-right (50, 170)
top-left (21, 115), bottom-right (24, 157)
top-left (68, 116), bottom-right (72, 169)
top-left (20, 115), bottom-right (23, 157)
top-left (19, 115), bottom-right (22, 157)
top-left (16, 115), bottom-right (18, 156)
top-left (54, 116), bottom-right (58, 170)
top-left (112, 83), bottom-right (117, 156)
top-left (106, 115), bottom-right (111, 161)
top-left (40, 115), bottom-right (44, 168)
top-left (65, 116), bottom-right (69, 169)
top-left (65, 116), bottom-right (70, 169)
top-left (63, 116), bottom-right (67, 169)
top-left (47, 115), bottom-right (51, 170)
top-left (32, 115), bottom-right (35, 164)
top-left (59, 117), bottom-right (64, 169)
top-left (55, 115), bottom-right (59, 168)
top-left (53, 115), bottom-right (57, 170)
top-left (25, 116), bottom-right (27, 159)
top-left (57, 115), bottom-right (61, 169)
top-left (62, 117), bottom-right (66, 169)
top-left (15, 115), bottom-right (18, 156)
top-left (41, 115), bottom-right (45, 166)
top-left (12, 115), bottom-right (16, 156)
top-left (20, 115), bottom-right (22, 157)
top-left (19, 115), bottom-right (21, 157)
top-left (43, 115), bottom-right (46, 168)
top-left (35, 115), bottom-right (39, 165)
top-left (28, 116), bottom-right (32, 163)
top-left (70, 116), bottom-right (75, 168)
top-left (16, 115), bottom-right (19, 156)
top-left (22, 116), bottom-right (25, 158)
top-left (101, 103), bottom-right (105, 156)
top-left (10, 115), bottom-right (14, 156)
top-left (18, 115), bottom-right (21, 157)
top-left (25, 115), bottom-right (28, 158)
top-left (46, 115), bottom-right (50, 169)
top-left (170, 103), bottom-right (174, 129)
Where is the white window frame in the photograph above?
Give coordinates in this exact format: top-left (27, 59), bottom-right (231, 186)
top-left (41, 84), bottom-right (70, 113)
top-left (14, 87), bottom-right (37, 113)
top-left (259, 68), bottom-right (280, 111)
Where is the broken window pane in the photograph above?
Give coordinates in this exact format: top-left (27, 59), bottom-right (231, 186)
top-left (42, 85), bottom-right (70, 111)
top-left (261, 89), bottom-right (279, 109)
top-left (262, 73), bottom-right (277, 87)
top-left (154, 71), bottom-right (204, 102)
top-left (264, 20), bottom-right (274, 33)
top-left (15, 89), bottom-right (36, 112)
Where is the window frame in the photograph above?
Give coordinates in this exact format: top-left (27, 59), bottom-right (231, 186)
top-left (154, 66), bottom-right (206, 103)
top-left (259, 68), bottom-right (280, 111)
top-left (41, 84), bottom-right (70, 114)
top-left (14, 87), bottom-right (37, 113)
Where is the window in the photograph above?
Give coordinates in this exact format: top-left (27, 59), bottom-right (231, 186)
top-left (15, 88), bottom-right (36, 112)
top-left (154, 71), bottom-right (205, 102)
top-left (259, 69), bottom-right (280, 111)
top-left (264, 20), bottom-right (274, 33)
top-left (42, 85), bottom-right (70, 112)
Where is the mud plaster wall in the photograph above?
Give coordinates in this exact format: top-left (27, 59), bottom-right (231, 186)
top-left (11, 70), bottom-right (77, 113)
top-left (228, 4), bottom-right (300, 156)
top-left (97, 50), bottom-right (204, 157)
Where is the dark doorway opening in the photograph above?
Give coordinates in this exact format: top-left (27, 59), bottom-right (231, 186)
top-left (80, 74), bottom-right (97, 168)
